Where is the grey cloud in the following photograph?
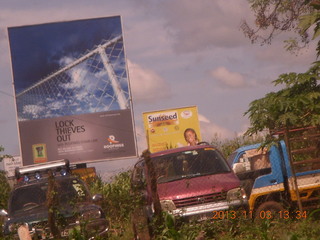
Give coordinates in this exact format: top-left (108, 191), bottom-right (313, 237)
top-left (153, 0), bottom-right (250, 53)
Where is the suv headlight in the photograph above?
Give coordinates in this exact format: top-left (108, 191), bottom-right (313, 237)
top-left (81, 209), bottom-right (102, 220)
top-left (160, 200), bottom-right (176, 212)
top-left (227, 188), bottom-right (247, 202)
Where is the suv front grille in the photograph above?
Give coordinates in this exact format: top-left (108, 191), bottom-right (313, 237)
top-left (173, 192), bottom-right (227, 208)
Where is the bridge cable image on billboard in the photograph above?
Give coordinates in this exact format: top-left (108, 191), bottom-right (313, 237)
top-left (15, 35), bottom-right (130, 121)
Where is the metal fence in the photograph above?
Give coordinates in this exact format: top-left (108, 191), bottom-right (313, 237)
top-left (16, 35), bottom-right (130, 121)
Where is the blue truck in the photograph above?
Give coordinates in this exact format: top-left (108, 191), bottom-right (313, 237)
top-left (227, 127), bottom-right (320, 219)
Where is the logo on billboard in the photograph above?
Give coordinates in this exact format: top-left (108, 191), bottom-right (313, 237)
top-left (32, 143), bottom-right (48, 163)
top-left (107, 135), bottom-right (120, 144)
top-left (181, 110), bottom-right (193, 119)
top-left (104, 135), bottom-right (124, 150)
top-left (147, 111), bottom-right (179, 128)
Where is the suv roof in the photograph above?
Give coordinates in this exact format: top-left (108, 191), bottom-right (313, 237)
top-left (14, 159), bottom-right (70, 185)
top-left (148, 143), bottom-right (218, 158)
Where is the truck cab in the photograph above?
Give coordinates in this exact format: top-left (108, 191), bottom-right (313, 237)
top-left (229, 127), bottom-right (320, 219)
top-left (228, 141), bottom-right (287, 214)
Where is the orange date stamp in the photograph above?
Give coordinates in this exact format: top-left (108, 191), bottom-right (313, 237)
top-left (212, 210), bottom-right (307, 220)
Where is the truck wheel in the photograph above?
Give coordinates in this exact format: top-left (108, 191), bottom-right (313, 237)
top-left (254, 201), bottom-right (284, 222)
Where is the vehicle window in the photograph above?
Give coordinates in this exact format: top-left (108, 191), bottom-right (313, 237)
top-left (153, 148), bottom-right (231, 183)
top-left (240, 149), bottom-right (270, 171)
top-left (10, 186), bottom-right (47, 213)
top-left (57, 178), bottom-right (88, 203)
top-left (10, 178), bottom-right (89, 214)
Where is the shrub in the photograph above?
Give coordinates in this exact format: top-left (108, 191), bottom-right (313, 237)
top-left (89, 171), bottom-right (140, 238)
top-left (0, 170), bottom-right (11, 239)
top-left (210, 133), bottom-right (265, 158)
top-left (0, 171), bottom-right (10, 210)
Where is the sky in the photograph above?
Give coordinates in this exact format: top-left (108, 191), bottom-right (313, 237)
top-left (0, 0), bottom-right (317, 179)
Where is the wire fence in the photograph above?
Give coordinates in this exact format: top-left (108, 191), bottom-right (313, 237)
top-left (16, 35), bottom-right (130, 121)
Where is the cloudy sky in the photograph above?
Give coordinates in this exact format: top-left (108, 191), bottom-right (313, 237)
top-left (0, 0), bottom-right (317, 177)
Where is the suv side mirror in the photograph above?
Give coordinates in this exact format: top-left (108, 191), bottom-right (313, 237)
top-left (92, 194), bottom-right (103, 202)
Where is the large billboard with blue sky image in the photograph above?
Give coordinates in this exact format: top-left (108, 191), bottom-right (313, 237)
top-left (8, 16), bottom-right (137, 165)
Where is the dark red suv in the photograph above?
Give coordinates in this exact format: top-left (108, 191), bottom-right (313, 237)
top-left (131, 143), bottom-right (248, 237)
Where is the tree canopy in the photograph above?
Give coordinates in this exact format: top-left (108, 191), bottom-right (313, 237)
top-left (245, 61), bottom-right (320, 135)
top-left (242, 1), bottom-right (320, 135)
top-left (241, 0), bottom-right (320, 56)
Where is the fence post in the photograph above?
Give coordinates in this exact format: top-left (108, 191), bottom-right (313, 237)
top-left (47, 170), bottom-right (61, 239)
top-left (142, 150), bottom-right (163, 229)
top-left (284, 128), bottom-right (303, 212)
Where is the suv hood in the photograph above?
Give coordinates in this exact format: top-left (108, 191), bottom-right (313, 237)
top-left (5, 202), bottom-right (98, 228)
top-left (157, 172), bottom-right (240, 201)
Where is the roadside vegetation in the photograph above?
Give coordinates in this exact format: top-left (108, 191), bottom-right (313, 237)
top-left (2, 134), bottom-right (320, 239)
top-left (89, 161), bottom-right (320, 240)
top-left (88, 133), bottom-right (320, 239)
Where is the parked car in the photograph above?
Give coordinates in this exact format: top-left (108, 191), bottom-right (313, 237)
top-left (131, 143), bottom-right (248, 238)
top-left (0, 159), bottom-right (109, 239)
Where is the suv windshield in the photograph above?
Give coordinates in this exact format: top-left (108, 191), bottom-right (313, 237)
top-left (153, 147), bottom-right (231, 183)
top-left (10, 177), bottom-right (89, 214)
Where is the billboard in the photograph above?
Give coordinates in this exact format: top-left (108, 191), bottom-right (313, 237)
top-left (8, 16), bottom-right (137, 165)
top-left (143, 106), bottom-right (201, 153)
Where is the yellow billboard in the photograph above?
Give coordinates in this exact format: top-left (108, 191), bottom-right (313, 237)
top-left (143, 106), bottom-right (201, 153)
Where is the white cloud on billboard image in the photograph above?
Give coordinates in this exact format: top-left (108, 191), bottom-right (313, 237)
top-left (22, 104), bottom-right (45, 119)
top-left (59, 57), bottom-right (89, 90)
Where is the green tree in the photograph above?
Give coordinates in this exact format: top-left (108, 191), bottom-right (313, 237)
top-left (241, 0), bottom-right (320, 55)
top-left (0, 171), bottom-right (10, 210)
top-left (0, 146), bottom-right (11, 210)
top-left (0, 145), bottom-right (4, 162)
top-left (299, 1), bottom-right (320, 56)
top-left (0, 145), bottom-right (12, 162)
top-left (245, 62), bottom-right (320, 135)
